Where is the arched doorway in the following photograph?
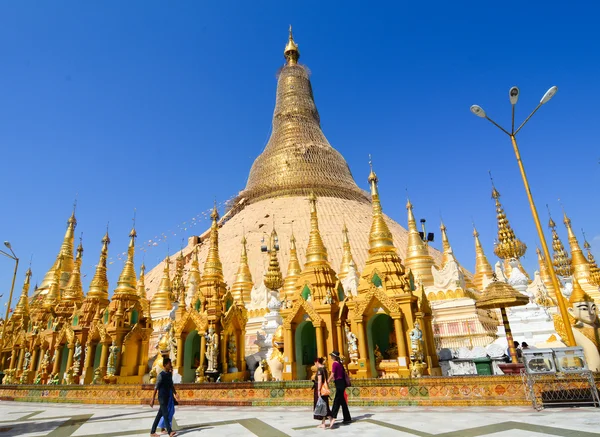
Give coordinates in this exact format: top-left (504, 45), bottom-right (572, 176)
top-left (367, 313), bottom-right (394, 377)
top-left (294, 321), bottom-right (317, 380)
top-left (183, 330), bottom-right (200, 383)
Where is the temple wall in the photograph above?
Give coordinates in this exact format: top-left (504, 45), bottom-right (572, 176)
top-left (3, 375), bottom-right (597, 407)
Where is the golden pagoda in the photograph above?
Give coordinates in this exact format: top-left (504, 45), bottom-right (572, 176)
top-left (150, 257), bottom-right (173, 315)
top-left (472, 225), bottom-right (494, 291)
top-left (549, 214), bottom-right (572, 278)
top-left (584, 237), bottom-right (600, 287)
top-left (264, 229), bottom-right (284, 291)
top-left (337, 224), bottom-right (356, 283)
top-left (137, 263), bottom-right (150, 318)
top-left (231, 236), bottom-right (253, 304)
top-left (563, 211), bottom-right (590, 281)
top-left (282, 232), bottom-right (302, 301)
top-left (404, 199), bottom-right (435, 287)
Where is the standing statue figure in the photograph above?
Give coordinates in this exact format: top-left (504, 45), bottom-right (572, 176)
top-left (40, 350), bottom-right (50, 373)
top-left (227, 336), bottom-right (237, 370)
top-left (73, 340), bottom-right (82, 374)
top-left (205, 325), bottom-right (219, 372)
top-left (323, 290), bottom-right (333, 305)
top-left (410, 321), bottom-right (423, 357)
top-left (345, 325), bottom-right (359, 365)
top-left (23, 350), bottom-right (31, 370)
top-left (107, 342), bottom-right (119, 376)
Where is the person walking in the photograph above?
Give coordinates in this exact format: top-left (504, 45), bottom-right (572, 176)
top-left (150, 357), bottom-right (177, 437)
top-left (313, 357), bottom-right (332, 428)
top-left (327, 351), bottom-right (351, 428)
top-left (158, 367), bottom-right (177, 435)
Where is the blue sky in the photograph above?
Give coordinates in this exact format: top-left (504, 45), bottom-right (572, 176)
top-left (1, 1), bottom-right (599, 311)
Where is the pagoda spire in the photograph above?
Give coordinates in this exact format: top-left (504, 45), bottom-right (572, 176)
top-left (87, 230), bottom-right (110, 303)
top-left (150, 257), bottom-right (172, 314)
top-left (63, 238), bottom-right (84, 302)
top-left (305, 193), bottom-right (330, 265)
top-left (137, 263), bottom-right (150, 317)
top-left (43, 257), bottom-right (62, 309)
top-left (199, 202), bottom-right (227, 302)
top-left (35, 210), bottom-right (77, 301)
top-left (239, 28), bottom-right (367, 205)
top-left (583, 234), bottom-right (600, 287)
top-left (491, 184), bottom-right (527, 261)
top-left (12, 268), bottom-right (32, 320)
top-left (548, 211), bottom-right (572, 277)
top-left (113, 227), bottom-right (138, 296)
top-left (536, 247), bottom-right (557, 297)
top-left (338, 224), bottom-right (356, 282)
top-left (404, 198), bottom-right (435, 287)
top-left (367, 160), bottom-right (395, 254)
top-left (562, 210), bottom-right (590, 281)
top-left (186, 247), bottom-right (203, 307)
top-left (264, 228), bottom-right (284, 290)
top-left (283, 232), bottom-right (302, 300)
top-left (284, 25), bottom-right (300, 65)
top-left (472, 225), bottom-right (494, 291)
top-left (231, 235), bottom-right (253, 303)
top-left (202, 203), bottom-right (225, 285)
top-left (440, 221), bottom-right (452, 268)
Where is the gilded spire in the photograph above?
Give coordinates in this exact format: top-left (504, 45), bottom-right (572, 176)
top-left (583, 236), bottom-right (600, 287)
top-left (202, 203), bottom-right (224, 283)
top-left (264, 229), bottom-right (284, 290)
top-left (137, 263), bottom-right (150, 317)
top-left (283, 232), bottom-right (302, 299)
top-left (63, 239), bottom-right (84, 302)
top-left (186, 247), bottom-right (203, 305)
top-left (338, 224), bottom-right (356, 282)
top-left (536, 247), bottom-right (557, 296)
top-left (239, 28), bottom-right (367, 206)
top-left (305, 193), bottom-right (329, 264)
top-left (472, 226), bottom-right (494, 291)
top-left (491, 184), bottom-right (527, 260)
top-left (284, 25), bottom-right (300, 65)
top-left (440, 221), bottom-right (452, 267)
top-left (404, 198), bottom-right (435, 287)
top-left (231, 235), bottom-right (253, 303)
top-left (548, 212), bottom-right (572, 277)
top-left (569, 278), bottom-right (593, 304)
top-left (562, 210), bottom-right (590, 281)
top-left (12, 268), bottom-right (32, 319)
top-left (368, 161), bottom-right (395, 253)
top-left (114, 227), bottom-right (138, 296)
top-left (87, 230), bottom-right (110, 302)
top-left (43, 257), bottom-right (62, 309)
top-left (150, 257), bottom-right (173, 314)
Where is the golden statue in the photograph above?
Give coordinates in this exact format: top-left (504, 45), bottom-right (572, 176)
top-left (553, 279), bottom-right (600, 371)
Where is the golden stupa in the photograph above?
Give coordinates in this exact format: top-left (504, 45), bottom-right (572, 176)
top-left (144, 27), bottom-right (443, 302)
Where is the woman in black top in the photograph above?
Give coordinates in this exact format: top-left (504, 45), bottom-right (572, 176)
top-left (313, 357), bottom-right (332, 428)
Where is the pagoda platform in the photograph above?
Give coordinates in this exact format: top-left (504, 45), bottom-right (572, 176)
top-left (2, 374), bottom-right (598, 407)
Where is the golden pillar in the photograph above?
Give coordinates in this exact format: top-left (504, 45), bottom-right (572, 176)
top-left (29, 348), bottom-right (38, 372)
top-left (16, 348), bottom-right (25, 372)
top-left (239, 330), bottom-right (246, 372)
top-left (8, 349), bottom-right (17, 370)
top-left (138, 339), bottom-right (149, 377)
top-left (99, 342), bottom-right (109, 371)
top-left (336, 322), bottom-right (344, 356)
top-left (393, 317), bottom-right (408, 367)
top-left (315, 325), bottom-right (325, 358)
top-left (356, 320), bottom-right (368, 360)
top-left (199, 333), bottom-right (206, 370)
top-left (176, 336), bottom-right (184, 374)
top-left (51, 348), bottom-right (61, 375)
top-left (37, 347), bottom-right (46, 373)
top-left (83, 344), bottom-right (93, 369)
top-left (65, 346), bottom-right (75, 373)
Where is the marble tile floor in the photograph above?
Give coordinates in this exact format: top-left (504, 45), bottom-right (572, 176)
top-left (0, 402), bottom-right (599, 437)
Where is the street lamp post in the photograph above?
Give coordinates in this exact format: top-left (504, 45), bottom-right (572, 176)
top-left (0, 242), bottom-right (19, 349)
top-left (470, 86), bottom-right (576, 347)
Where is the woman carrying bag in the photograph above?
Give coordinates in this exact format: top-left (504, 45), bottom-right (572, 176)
top-left (313, 357), bottom-right (332, 428)
top-left (327, 351), bottom-right (352, 428)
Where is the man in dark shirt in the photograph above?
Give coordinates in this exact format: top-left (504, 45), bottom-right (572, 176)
top-left (150, 357), bottom-right (177, 437)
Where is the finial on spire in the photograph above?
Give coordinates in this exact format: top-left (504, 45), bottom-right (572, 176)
top-left (491, 180), bottom-right (526, 260)
top-left (284, 25), bottom-right (300, 65)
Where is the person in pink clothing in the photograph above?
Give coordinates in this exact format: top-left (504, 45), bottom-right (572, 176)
top-left (327, 351), bottom-right (351, 428)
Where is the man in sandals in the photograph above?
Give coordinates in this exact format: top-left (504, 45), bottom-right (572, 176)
top-left (150, 357), bottom-right (177, 437)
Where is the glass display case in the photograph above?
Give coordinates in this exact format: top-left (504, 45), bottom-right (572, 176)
top-left (523, 349), bottom-right (556, 374)
top-left (552, 347), bottom-right (588, 373)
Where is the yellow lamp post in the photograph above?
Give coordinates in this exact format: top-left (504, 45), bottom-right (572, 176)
top-left (470, 86), bottom-right (575, 346)
top-left (0, 242), bottom-right (19, 353)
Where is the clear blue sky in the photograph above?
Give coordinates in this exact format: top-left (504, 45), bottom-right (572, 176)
top-left (1, 1), bottom-right (599, 311)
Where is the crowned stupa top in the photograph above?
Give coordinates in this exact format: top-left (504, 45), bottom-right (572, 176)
top-left (239, 27), bottom-right (368, 205)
